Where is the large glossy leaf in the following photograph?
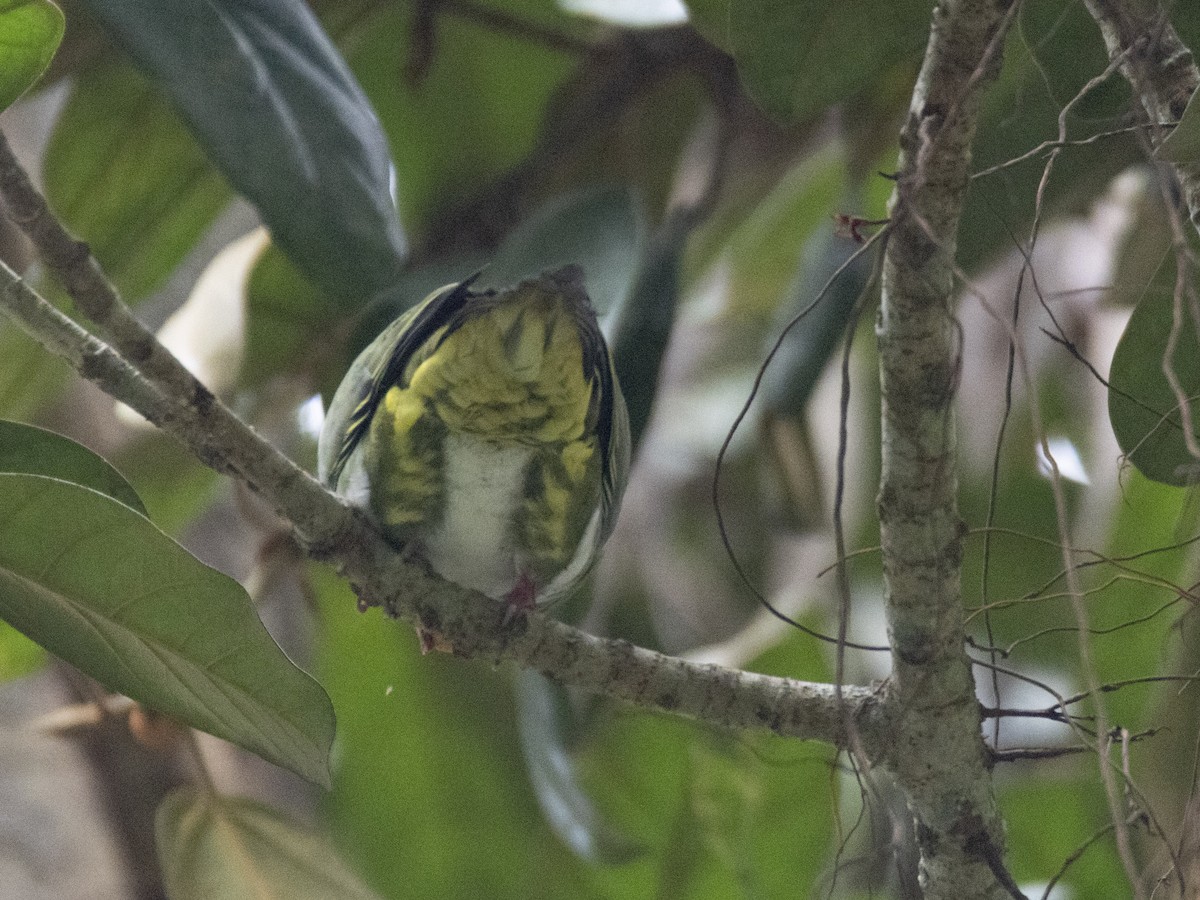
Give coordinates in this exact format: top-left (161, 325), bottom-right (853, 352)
top-left (157, 789), bottom-right (382, 900)
top-left (43, 61), bottom-right (232, 301)
top-left (1108, 265), bottom-right (1200, 486)
top-left (727, 0), bottom-right (929, 123)
top-left (0, 417), bottom-right (148, 683)
top-left (0, 419), bottom-right (145, 514)
top-left (0, 474), bottom-right (335, 786)
top-left (0, 0), bottom-right (62, 112)
top-left (80, 0), bottom-right (406, 303)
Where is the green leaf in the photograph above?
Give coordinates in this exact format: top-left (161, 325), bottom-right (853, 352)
top-left (80, 0), bottom-right (406, 303)
top-left (1107, 264), bottom-right (1200, 486)
top-left (0, 419), bottom-right (146, 514)
top-left (1103, 169), bottom-right (1173, 310)
top-left (1158, 85), bottom-right (1200, 163)
top-left (157, 789), bottom-right (382, 900)
top-left (479, 187), bottom-right (645, 321)
top-left (0, 619), bottom-right (43, 681)
top-left (0, 474), bottom-right (335, 786)
top-left (0, 0), bottom-right (61, 112)
top-left (728, 0), bottom-right (929, 123)
top-left (43, 61), bottom-right (232, 301)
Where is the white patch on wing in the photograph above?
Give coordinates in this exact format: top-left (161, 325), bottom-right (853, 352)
top-left (424, 432), bottom-right (533, 600)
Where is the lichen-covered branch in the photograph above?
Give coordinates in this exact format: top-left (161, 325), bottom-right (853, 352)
top-left (877, 1), bottom-right (1019, 897)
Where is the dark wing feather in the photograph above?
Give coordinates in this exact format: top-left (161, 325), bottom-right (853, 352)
top-left (327, 274), bottom-right (479, 485)
top-left (575, 301), bottom-right (628, 518)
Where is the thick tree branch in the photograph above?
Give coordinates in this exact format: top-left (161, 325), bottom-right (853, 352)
top-left (0, 136), bottom-right (888, 755)
top-left (877, 0), bottom-right (1018, 897)
top-left (1081, 0), bottom-right (1200, 228)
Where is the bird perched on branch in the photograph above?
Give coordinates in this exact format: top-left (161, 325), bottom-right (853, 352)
top-left (318, 264), bottom-right (629, 615)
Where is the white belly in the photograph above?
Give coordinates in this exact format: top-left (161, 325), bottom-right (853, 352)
top-left (423, 432), bottom-right (533, 600)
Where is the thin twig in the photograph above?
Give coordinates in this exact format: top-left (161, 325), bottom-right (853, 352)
top-left (971, 123), bottom-right (1169, 179)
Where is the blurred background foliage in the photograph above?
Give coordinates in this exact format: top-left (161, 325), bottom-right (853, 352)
top-left (1, 0), bottom-right (1200, 897)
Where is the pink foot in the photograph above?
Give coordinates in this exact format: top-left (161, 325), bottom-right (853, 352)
top-left (417, 627), bottom-right (453, 654)
top-left (418, 627), bottom-right (436, 655)
top-left (502, 572), bottom-right (538, 624)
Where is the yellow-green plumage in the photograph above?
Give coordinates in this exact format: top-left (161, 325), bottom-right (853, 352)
top-left (318, 265), bottom-right (628, 608)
